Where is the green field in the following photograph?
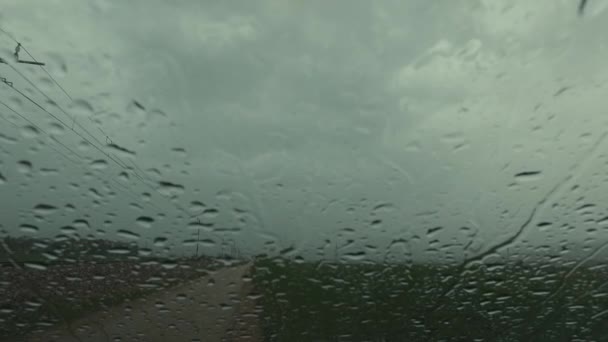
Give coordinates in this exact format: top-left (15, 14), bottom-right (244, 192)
top-left (252, 257), bottom-right (608, 341)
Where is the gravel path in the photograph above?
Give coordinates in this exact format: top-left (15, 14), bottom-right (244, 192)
top-left (20, 262), bottom-right (256, 342)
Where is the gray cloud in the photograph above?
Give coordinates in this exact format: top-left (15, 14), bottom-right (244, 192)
top-left (2, 0), bottom-right (608, 261)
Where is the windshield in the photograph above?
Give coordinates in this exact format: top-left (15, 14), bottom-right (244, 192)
top-left (2, 1), bottom-right (608, 341)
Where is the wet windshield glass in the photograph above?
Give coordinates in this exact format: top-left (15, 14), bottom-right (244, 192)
top-left (2, 1), bottom-right (608, 341)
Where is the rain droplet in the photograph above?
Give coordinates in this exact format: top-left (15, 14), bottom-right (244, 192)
top-left (459, 226), bottom-right (476, 237)
top-left (0, 133), bottom-right (17, 144)
top-left (372, 203), bottom-right (395, 213)
top-left (190, 201), bottom-right (206, 213)
top-left (33, 204), bottom-right (58, 215)
top-left (154, 237), bottom-right (168, 247)
top-left (200, 239), bottom-right (216, 247)
top-left (107, 142), bottom-right (136, 157)
top-left (343, 251), bottom-right (366, 261)
top-left (147, 168), bottom-right (162, 179)
top-left (73, 219), bottom-right (90, 230)
top-left (119, 171), bottom-right (129, 182)
top-left (189, 221), bottom-right (213, 232)
top-left (0, 171), bottom-right (5, 184)
top-left (514, 171), bottom-right (542, 181)
top-left (201, 208), bottom-right (219, 219)
top-left (537, 222), bottom-right (552, 231)
top-left (136, 216), bottom-right (154, 228)
top-left (171, 147), bottom-right (187, 157)
top-left (40, 168), bottom-right (58, 176)
top-left (161, 261), bottom-right (177, 269)
top-left (182, 238), bottom-right (196, 246)
top-left (138, 248), bottom-right (152, 257)
top-left (117, 229), bottom-right (140, 240)
top-left (89, 188), bottom-right (102, 200)
top-left (20, 125), bottom-right (40, 138)
top-left (158, 181), bottom-right (185, 196)
top-left (48, 122), bottom-right (65, 135)
top-left (17, 160), bottom-right (32, 174)
top-left (24, 262), bottom-right (47, 271)
top-left (130, 202), bottom-right (143, 211)
top-left (19, 224), bottom-right (39, 233)
top-left (427, 226), bottom-right (443, 236)
top-left (108, 248), bottom-right (131, 254)
top-left (131, 100), bottom-right (146, 111)
top-left (149, 109), bottom-right (167, 119)
top-left (60, 225), bottom-right (77, 234)
top-left (90, 159), bottom-right (108, 170)
top-left (576, 203), bottom-right (595, 214)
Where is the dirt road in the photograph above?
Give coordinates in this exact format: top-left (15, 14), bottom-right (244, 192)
top-left (21, 262), bottom-right (259, 342)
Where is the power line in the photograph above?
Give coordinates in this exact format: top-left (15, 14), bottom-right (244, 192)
top-left (0, 110), bottom-right (19, 128)
top-left (0, 97), bottom-right (82, 160)
top-left (0, 99), bottom-right (162, 212)
top-left (0, 27), bottom-right (205, 219)
top-left (1, 77), bottom-right (173, 214)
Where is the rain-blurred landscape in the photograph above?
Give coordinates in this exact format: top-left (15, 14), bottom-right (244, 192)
top-left (3, 0), bottom-right (608, 341)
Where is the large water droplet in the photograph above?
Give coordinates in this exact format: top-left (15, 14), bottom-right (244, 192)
top-left (370, 219), bottom-right (382, 228)
top-left (171, 147), bottom-right (187, 157)
top-left (136, 216), bottom-right (154, 228)
top-left (60, 225), bottom-right (77, 234)
top-left (343, 251), bottom-right (366, 262)
top-left (40, 168), bottom-right (59, 176)
top-left (48, 122), bottom-right (65, 136)
top-left (19, 224), bottom-right (39, 233)
top-left (117, 229), bottom-right (140, 240)
top-left (188, 220), bottom-right (213, 231)
top-left (20, 125), bottom-right (40, 138)
top-left (33, 204), bottom-right (58, 215)
top-left (427, 226), bottom-right (443, 236)
top-left (73, 219), bottom-right (90, 230)
top-left (372, 203), bottom-right (395, 213)
top-left (17, 160), bottom-right (32, 174)
top-left (201, 208), bottom-right (219, 219)
top-left (0, 133), bottom-right (17, 144)
top-left (107, 142), bottom-right (136, 158)
top-left (154, 237), bottom-right (168, 247)
top-left (24, 262), bottom-right (47, 271)
top-left (147, 168), bottom-right (162, 179)
top-left (118, 171), bottom-right (129, 182)
top-left (89, 159), bottom-right (108, 170)
top-left (514, 171), bottom-right (542, 181)
top-left (190, 200), bottom-right (206, 213)
top-left (158, 180), bottom-right (185, 196)
top-left (108, 247), bottom-right (131, 254)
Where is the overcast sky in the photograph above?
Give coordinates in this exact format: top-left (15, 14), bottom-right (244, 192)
top-left (2, 0), bottom-right (608, 262)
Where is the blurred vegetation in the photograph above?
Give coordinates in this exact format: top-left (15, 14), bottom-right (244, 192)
top-left (252, 257), bottom-right (608, 341)
top-left (0, 236), bottom-right (222, 340)
top-left (4, 237), bottom-right (608, 341)
top-left (1, 235), bottom-right (142, 264)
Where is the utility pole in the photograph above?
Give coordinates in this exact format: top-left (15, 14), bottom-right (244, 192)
top-left (195, 229), bottom-right (200, 258)
top-left (0, 43), bottom-right (46, 66)
top-left (334, 240), bottom-right (338, 262)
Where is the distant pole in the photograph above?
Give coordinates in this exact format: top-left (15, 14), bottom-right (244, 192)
top-left (196, 229), bottom-right (200, 258)
top-left (334, 240), bottom-right (338, 261)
